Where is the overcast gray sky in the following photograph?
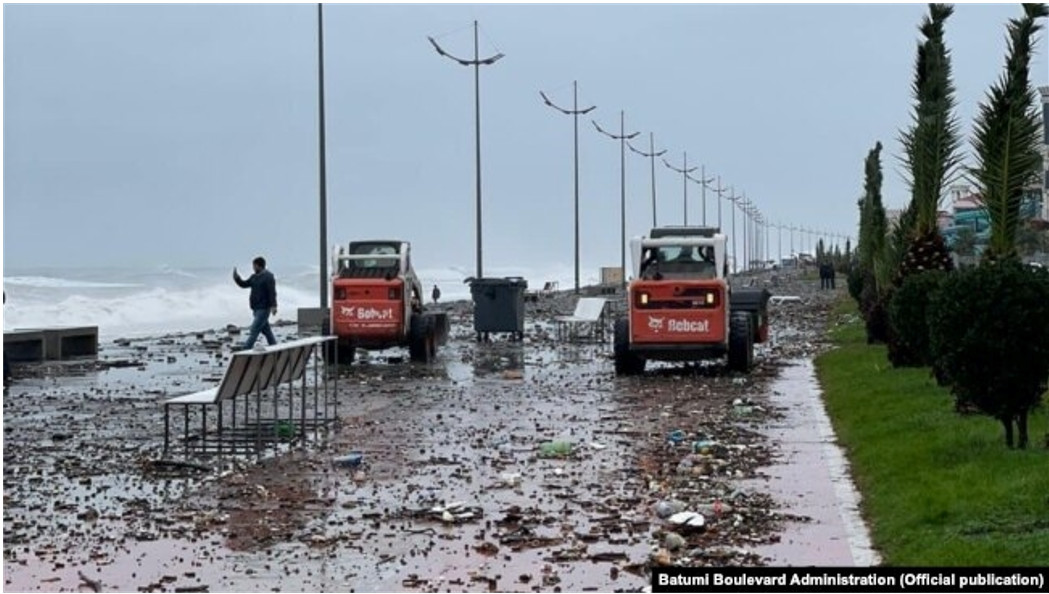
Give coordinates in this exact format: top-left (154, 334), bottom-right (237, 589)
top-left (4, 2), bottom-right (1046, 273)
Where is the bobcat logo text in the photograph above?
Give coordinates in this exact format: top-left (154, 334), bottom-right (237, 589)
top-left (340, 306), bottom-right (395, 321)
top-left (646, 316), bottom-right (710, 334)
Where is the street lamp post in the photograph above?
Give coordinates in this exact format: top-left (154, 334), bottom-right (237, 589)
top-left (713, 176), bottom-right (728, 231)
top-left (750, 211), bottom-right (759, 268)
top-left (765, 217), bottom-right (770, 268)
top-left (317, 3), bottom-right (329, 311)
top-left (428, 21), bottom-right (505, 280)
top-left (756, 211), bottom-right (763, 267)
top-left (699, 165), bottom-right (715, 226)
top-left (663, 152), bottom-right (698, 225)
top-left (540, 82), bottom-right (596, 295)
top-left (627, 132), bottom-right (666, 228)
top-left (756, 214), bottom-right (764, 267)
top-left (688, 168), bottom-right (715, 227)
top-left (593, 112), bottom-right (639, 289)
top-left (726, 187), bottom-right (739, 274)
top-left (739, 196), bottom-right (751, 273)
top-left (777, 222), bottom-right (783, 266)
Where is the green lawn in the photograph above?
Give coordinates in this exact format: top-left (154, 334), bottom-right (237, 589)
top-left (815, 299), bottom-right (1049, 566)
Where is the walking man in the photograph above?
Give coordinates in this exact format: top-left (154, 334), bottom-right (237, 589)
top-left (233, 256), bottom-right (278, 349)
top-left (432, 284), bottom-right (441, 304)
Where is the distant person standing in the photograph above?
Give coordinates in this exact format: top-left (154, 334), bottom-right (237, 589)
top-left (432, 284), bottom-right (441, 304)
top-left (233, 256), bottom-right (278, 350)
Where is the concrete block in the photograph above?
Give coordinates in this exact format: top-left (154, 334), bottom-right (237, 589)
top-left (4, 330), bottom-right (46, 363)
top-left (297, 307), bottom-right (330, 336)
top-left (46, 326), bottom-right (98, 359)
top-left (4, 326), bottom-right (98, 362)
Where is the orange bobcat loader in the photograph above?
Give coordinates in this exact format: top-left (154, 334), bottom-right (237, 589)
top-left (326, 240), bottom-right (449, 364)
top-left (613, 226), bottom-right (770, 375)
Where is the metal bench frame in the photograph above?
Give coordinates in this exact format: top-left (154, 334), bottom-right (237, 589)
top-left (162, 336), bottom-right (337, 459)
top-left (555, 297), bottom-right (610, 342)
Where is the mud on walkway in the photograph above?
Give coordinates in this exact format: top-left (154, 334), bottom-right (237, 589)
top-left (3, 273), bottom-right (844, 592)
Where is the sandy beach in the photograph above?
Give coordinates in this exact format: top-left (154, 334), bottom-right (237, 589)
top-left (3, 270), bottom-right (851, 593)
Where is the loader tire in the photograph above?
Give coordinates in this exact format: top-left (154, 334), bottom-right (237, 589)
top-left (728, 311), bottom-right (754, 372)
top-left (613, 319), bottom-right (645, 376)
top-left (409, 314), bottom-right (434, 363)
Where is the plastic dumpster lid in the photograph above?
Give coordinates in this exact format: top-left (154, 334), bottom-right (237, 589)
top-left (464, 276), bottom-right (528, 287)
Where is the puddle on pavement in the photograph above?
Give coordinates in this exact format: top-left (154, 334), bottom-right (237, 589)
top-left (742, 358), bottom-right (881, 566)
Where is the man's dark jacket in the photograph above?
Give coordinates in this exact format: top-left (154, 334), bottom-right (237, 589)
top-left (236, 270), bottom-right (277, 310)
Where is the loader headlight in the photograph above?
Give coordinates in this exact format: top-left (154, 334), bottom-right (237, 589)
top-left (640, 292), bottom-right (650, 306)
top-left (706, 292), bottom-right (714, 305)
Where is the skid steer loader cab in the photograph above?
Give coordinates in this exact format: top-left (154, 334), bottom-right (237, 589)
top-left (327, 240), bottom-right (448, 366)
top-left (614, 226), bottom-right (769, 376)
top-left (331, 241), bottom-right (420, 346)
top-left (629, 230), bottom-right (729, 349)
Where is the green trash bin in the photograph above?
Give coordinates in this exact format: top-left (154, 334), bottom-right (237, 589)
top-left (469, 277), bottom-right (528, 341)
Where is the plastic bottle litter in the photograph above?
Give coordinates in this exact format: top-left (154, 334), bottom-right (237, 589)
top-left (691, 439), bottom-right (717, 453)
top-left (333, 452), bottom-right (364, 468)
top-left (539, 441), bottom-right (573, 458)
top-left (276, 421), bottom-right (295, 439)
top-left (653, 499), bottom-right (686, 519)
top-left (667, 511), bottom-right (706, 529)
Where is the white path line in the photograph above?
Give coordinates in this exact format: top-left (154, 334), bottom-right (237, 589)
top-left (802, 358), bottom-right (882, 566)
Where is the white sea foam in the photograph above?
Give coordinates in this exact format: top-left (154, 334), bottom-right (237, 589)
top-left (4, 276), bottom-right (144, 289)
top-left (3, 281), bottom-right (318, 339)
top-left (2, 263), bottom-right (602, 339)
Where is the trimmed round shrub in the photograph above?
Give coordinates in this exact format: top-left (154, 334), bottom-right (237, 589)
top-left (887, 270), bottom-right (948, 367)
top-left (928, 261), bottom-right (1049, 448)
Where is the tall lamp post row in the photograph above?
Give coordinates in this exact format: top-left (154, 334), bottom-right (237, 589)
top-left (422, 21), bottom-right (854, 292)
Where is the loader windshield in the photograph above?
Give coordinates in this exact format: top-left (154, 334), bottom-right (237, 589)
top-left (339, 242), bottom-right (402, 278)
top-left (641, 245), bottom-right (717, 279)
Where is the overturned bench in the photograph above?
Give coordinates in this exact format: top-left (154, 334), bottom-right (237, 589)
top-left (162, 336), bottom-right (338, 459)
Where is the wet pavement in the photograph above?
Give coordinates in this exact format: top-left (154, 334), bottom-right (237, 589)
top-left (3, 271), bottom-right (871, 592)
top-left (745, 359), bottom-right (880, 567)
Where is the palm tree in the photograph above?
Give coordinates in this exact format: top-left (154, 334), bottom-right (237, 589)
top-left (898, 4), bottom-right (961, 279)
top-left (971, 3), bottom-right (1048, 262)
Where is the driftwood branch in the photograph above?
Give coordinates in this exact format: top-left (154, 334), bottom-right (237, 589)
top-left (147, 459), bottom-right (211, 473)
top-left (78, 570), bottom-right (102, 593)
